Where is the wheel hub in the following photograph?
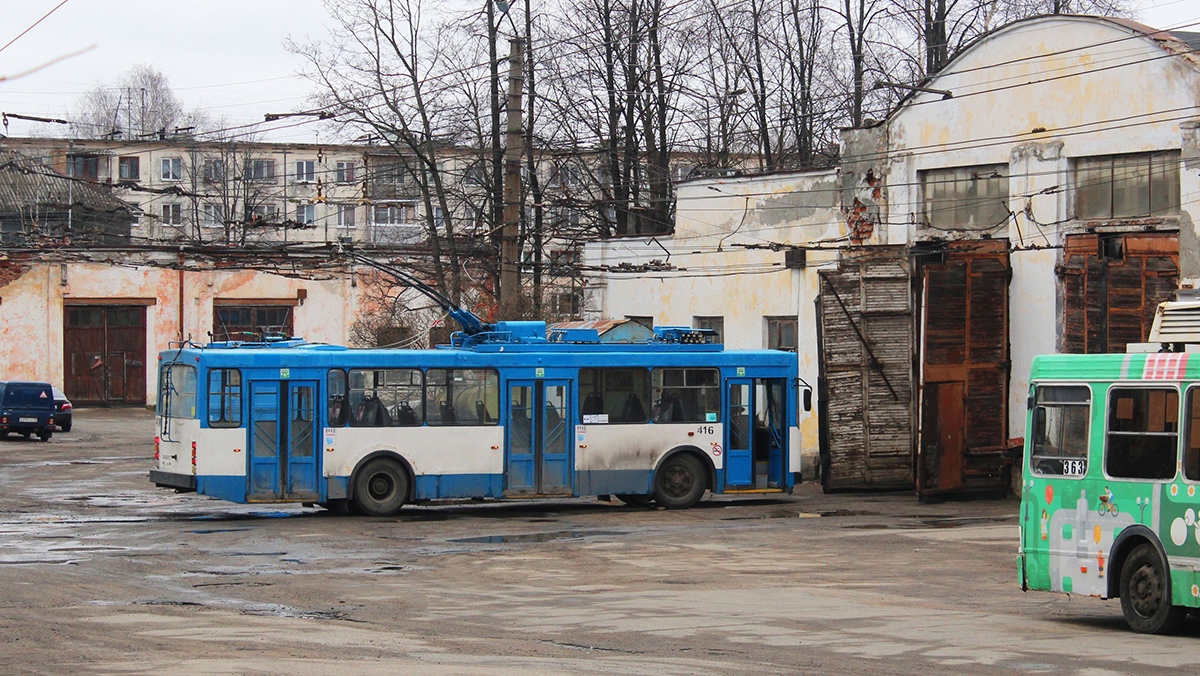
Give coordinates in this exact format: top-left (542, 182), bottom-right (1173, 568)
top-left (368, 473), bottom-right (395, 501)
top-left (1129, 562), bottom-right (1163, 618)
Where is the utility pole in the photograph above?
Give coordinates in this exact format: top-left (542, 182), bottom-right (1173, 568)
top-left (500, 37), bottom-right (525, 314)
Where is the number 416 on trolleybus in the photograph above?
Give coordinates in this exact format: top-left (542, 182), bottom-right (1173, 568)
top-left (150, 319), bottom-right (806, 515)
top-left (1019, 299), bottom-right (1200, 633)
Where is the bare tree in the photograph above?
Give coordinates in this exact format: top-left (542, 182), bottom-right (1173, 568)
top-left (70, 65), bottom-right (209, 139)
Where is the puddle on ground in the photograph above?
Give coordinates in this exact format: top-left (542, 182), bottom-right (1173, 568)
top-left (240, 604), bottom-right (355, 621)
top-left (450, 530), bottom-right (627, 544)
top-left (842, 516), bottom-right (1015, 530)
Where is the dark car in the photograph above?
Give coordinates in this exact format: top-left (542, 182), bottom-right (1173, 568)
top-left (52, 386), bottom-right (72, 432)
top-left (0, 381), bottom-right (56, 441)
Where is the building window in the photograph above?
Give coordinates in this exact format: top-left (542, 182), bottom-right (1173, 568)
top-left (335, 161), bottom-right (356, 183)
top-left (552, 164), bottom-right (582, 188)
top-left (671, 165), bottom-right (695, 182)
top-left (626, 316), bottom-right (654, 330)
top-left (922, 164), bottom-right (1009, 230)
top-left (693, 316), bottom-right (724, 343)
top-left (246, 204), bottom-right (278, 222)
top-left (1106, 388), bottom-right (1178, 480)
top-left (295, 160), bottom-right (315, 183)
top-left (1029, 385), bottom-right (1091, 477)
top-left (336, 204), bottom-right (356, 229)
top-left (213, 305), bottom-right (294, 341)
top-left (295, 204), bottom-right (316, 225)
top-left (67, 155), bottom-right (99, 181)
top-left (161, 203), bottom-right (183, 226)
top-left (161, 157), bottom-right (182, 181)
top-left (203, 159), bottom-right (225, 182)
top-left (552, 292), bottom-right (581, 318)
top-left (766, 316), bottom-right (797, 351)
top-left (1074, 151), bottom-right (1180, 220)
top-left (245, 159), bottom-right (274, 182)
top-left (373, 204), bottom-right (414, 225)
top-left (118, 156), bottom-right (140, 181)
top-left (202, 204), bottom-right (225, 227)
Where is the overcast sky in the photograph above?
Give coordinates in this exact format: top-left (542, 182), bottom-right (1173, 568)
top-left (0, 0), bottom-right (1196, 144)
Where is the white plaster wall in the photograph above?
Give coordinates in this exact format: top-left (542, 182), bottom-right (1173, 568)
top-left (583, 169), bottom-right (851, 470)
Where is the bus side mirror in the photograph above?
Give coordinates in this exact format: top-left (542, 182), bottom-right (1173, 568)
top-left (1033, 407), bottom-right (1047, 445)
top-left (802, 388), bottom-right (812, 412)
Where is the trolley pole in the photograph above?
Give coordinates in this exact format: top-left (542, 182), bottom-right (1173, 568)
top-left (500, 37), bottom-right (525, 315)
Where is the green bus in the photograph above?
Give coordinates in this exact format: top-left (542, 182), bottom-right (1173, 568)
top-left (1019, 350), bottom-right (1200, 633)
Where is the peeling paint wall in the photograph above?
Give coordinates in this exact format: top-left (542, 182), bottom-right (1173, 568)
top-left (882, 15), bottom-right (1200, 439)
top-left (583, 169), bottom-right (858, 472)
top-left (0, 261), bottom-right (356, 404)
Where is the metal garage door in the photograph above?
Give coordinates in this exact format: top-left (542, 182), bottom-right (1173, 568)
top-left (64, 305), bottom-right (147, 406)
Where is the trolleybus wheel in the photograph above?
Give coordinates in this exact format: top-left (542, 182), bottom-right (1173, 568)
top-left (653, 454), bottom-right (706, 509)
top-left (352, 458), bottom-right (409, 516)
top-left (614, 494), bottom-right (652, 506)
top-left (1120, 543), bottom-right (1185, 634)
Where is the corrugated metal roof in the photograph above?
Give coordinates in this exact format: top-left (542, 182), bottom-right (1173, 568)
top-left (0, 149), bottom-right (131, 213)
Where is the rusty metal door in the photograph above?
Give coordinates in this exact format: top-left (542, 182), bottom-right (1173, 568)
top-left (917, 241), bottom-right (1010, 499)
top-left (817, 249), bottom-right (915, 491)
top-left (64, 305), bottom-right (147, 406)
top-left (1060, 232), bottom-right (1178, 353)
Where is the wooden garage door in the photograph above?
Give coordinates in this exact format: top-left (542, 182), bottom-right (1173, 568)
top-left (818, 250), bottom-right (915, 491)
top-left (918, 240), bottom-right (1009, 498)
top-left (1061, 232), bottom-right (1178, 353)
top-left (64, 305), bottom-right (147, 406)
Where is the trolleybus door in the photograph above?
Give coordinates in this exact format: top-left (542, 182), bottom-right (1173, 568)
top-left (725, 379), bottom-right (754, 487)
top-left (248, 380), bottom-right (319, 501)
top-left (505, 380), bottom-right (572, 496)
top-left (725, 378), bottom-right (787, 489)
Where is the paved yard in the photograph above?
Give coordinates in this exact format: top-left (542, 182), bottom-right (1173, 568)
top-left (1, 408), bottom-right (1196, 674)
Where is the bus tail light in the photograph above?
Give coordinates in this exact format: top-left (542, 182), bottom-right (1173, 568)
top-left (191, 441), bottom-right (197, 474)
top-left (154, 436), bottom-right (160, 461)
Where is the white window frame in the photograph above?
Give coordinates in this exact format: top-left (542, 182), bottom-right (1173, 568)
top-left (295, 160), bottom-right (316, 183)
top-left (161, 157), bottom-right (182, 181)
top-left (335, 161), bottom-right (356, 184)
top-left (337, 204), bottom-right (356, 228)
top-left (295, 203), bottom-right (316, 225)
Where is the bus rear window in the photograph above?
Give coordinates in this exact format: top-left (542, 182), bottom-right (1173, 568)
top-left (159, 363), bottom-right (197, 419)
top-left (1030, 385), bottom-right (1090, 477)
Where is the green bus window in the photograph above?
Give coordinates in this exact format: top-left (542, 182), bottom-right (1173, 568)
top-left (1187, 389), bottom-right (1200, 481)
top-left (579, 368), bottom-right (650, 424)
top-left (1106, 387), bottom-right (1179, 480)
top-left (207, 369), bottom-right (242, 427)
top-left (1030, 385), bottom-right (1090, 477)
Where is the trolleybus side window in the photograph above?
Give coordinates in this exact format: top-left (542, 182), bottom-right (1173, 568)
top-left (207, 368), bottom-right (242, 427)
top-left (158, 363), bottom-right (197, 419)
top-left (327, 369), bottom-right (347, 426)
top-left (651, 367), bottom-right (719, 423)
top-left (1185, 388), bottom-right (1200, 481)
top-left (426, 368), bottom-right (498, 426)
top-left (348, 368), bottom-right (423, 427)
top-left (579, 368), bottom-right (650, 424)
top-left (1030, 385), bottom-right (1090, 477)
top-left (1105, 387), bottom-right (1178, 481)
